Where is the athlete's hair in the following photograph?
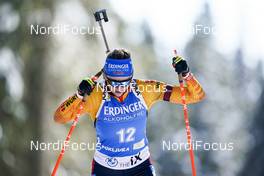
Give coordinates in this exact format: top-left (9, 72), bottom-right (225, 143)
top-left (106, 49), bottom-right (131, 60)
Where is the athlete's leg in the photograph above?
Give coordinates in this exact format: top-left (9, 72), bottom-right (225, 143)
top-left (91, 159), bottom-right (123, 176)
top-left (146, 164), bottom-right (156, 176)
top-left (124, 158), bottom-right (156, 176)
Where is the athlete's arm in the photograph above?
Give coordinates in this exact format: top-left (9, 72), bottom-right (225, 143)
top-left (137, 56), bottom-right (205, 109)
top-left (165, 73), bottom-right (205, 104)
top-left (54, 80), bottom-right (102, 124)
top-left (136, 75), bottom-right (205, 109)
top-left (54, 94), bottom-right (83, 123)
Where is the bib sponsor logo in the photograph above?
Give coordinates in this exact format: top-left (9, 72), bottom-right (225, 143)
top-left (108, 64), bottom-right (129, 69)
top-left (106, 152), bottom-right (143, 168)
top-left (96, 140), bottom-right (130, 153)
top-left (105, 157), bottom-right (118, 167)
top-left (130, 152), bottom-right (142, 166)
top-left (94, 148), bottom-right (150, 169)
top-left (103, 111), bottom-right (145, 122)
top-left (101, 145), bottom-right (129, 153)
top-left (104, 101), bottom-right (145, 117)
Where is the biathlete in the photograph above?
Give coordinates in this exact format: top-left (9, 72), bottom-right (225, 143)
top-left (54, 48), bottom-right (205, 176)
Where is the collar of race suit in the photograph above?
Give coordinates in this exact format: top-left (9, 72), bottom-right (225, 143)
top-left (107, 86), bottom-right (131, 102)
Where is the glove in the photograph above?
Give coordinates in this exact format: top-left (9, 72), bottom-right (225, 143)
top-left (172, 56), bottom-right (189, 76)
top-left (77, 78), bottom-right (96, 98)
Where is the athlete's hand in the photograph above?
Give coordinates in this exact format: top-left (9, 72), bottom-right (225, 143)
top-left (172, 56), bottom-right (189, 76)
top-left (77, 78), bottom-right (96, 98)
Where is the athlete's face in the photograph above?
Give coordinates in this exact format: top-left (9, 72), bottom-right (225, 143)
top-left (106, 76), bottom-right (132, 97)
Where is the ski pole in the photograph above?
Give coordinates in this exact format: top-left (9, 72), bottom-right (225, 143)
top-left (51, 70), bottom-right (103, 176)
top-left (174, 49), bottom-right (197, 176)
top-left (52, 8), bottom-right (110, 175)
top-left (94, 9), bottom-right (110, 53)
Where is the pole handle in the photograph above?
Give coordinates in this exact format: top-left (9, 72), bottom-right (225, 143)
top-left (94, 9), bottom-right (108, 22)
top-left (94, 9), bottom-right (111, 53)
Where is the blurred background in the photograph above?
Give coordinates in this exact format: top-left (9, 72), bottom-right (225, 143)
top-left (0, 0), bottom-right (264, 175)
